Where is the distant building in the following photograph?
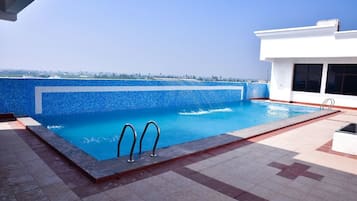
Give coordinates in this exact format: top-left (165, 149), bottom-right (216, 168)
top-left (255, 19), bottom-right (357, 109)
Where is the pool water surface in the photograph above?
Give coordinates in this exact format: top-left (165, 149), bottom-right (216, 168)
top-left (34, 101), bottom-right (319, 160)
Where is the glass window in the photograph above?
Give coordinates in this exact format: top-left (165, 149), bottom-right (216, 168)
top-left (326, 64), bottom-right (357, 96)
top-left (293, 64), bottom-right (323, 93)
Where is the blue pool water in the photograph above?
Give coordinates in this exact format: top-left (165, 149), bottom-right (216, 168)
top-left (34, 101), bottom-right (318, 160)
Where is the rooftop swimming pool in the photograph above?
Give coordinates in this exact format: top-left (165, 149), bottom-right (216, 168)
top-left (35, 101), bottom-right (319, 160)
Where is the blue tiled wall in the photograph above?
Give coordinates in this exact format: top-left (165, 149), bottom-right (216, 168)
top-left (0, 78), bottom-right (269, 116)
top-left (246, 83), bottom-right (269, 99)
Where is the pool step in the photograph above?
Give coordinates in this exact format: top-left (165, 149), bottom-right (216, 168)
top-left (320, 98), bottom-right (335, 110)
top-left (139, 121), bottom-right (160, 157)
top-left (117, 123), bottom-right (137, 163)
top-left (117, 120), bottom-right (160, 163)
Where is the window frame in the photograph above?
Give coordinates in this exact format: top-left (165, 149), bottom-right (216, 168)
top-left (325, 64), bottom-right (357, 96)
top-left (292, 64), bottom-right (323, 93)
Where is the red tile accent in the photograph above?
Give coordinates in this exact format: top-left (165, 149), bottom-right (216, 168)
top-left (317, 140), bottom-right (357, 160)
top-left (286, 163), bottom-right (310, 174)
top-left (237, 192), bottom-right (268, 201)
top-left (277, 171), bottom-right (297, 180)
top-left (0, 113), bottom-right (16, 122)
top-left (268, 162), bottom-right (287, 169)
top-left (268, 162), bottom-right (324, 181)
top-left (302, 171), bottom-right (324, 181)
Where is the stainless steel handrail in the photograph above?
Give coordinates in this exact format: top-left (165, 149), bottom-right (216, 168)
top-left (139, 120), bottom-right (160, 157)
top-left (320, 98), bottom-right (335, 110)
top-left (117, 123), bottom-right (137, 163)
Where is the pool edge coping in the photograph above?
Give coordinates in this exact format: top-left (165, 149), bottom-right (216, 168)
top-left (18, 109), bottom-right (339, 182)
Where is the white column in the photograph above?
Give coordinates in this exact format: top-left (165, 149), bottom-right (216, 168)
top-left (320, 63), bottom-right (328, 94)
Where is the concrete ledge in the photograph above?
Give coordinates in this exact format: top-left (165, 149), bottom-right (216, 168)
top-left (332, 123), bottom-right (357, 155)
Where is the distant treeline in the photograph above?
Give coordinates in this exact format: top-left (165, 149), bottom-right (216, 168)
top-left (0, 69), bottom-right (266, 83)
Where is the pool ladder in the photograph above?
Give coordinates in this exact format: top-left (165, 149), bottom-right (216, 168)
top-left (320, 98), bottom-right (335, 110)
top-left (117, 120), bottom-right (160, 163)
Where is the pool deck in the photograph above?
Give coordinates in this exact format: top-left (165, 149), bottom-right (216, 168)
top-left (1, 109), bottom-right (357, 201)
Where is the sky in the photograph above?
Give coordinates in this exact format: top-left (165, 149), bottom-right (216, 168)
top-left (1, 0), bottom-right (357, 80)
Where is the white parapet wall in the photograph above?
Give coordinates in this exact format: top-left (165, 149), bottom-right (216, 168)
top-left (255, 19), bottom-right (357, 60)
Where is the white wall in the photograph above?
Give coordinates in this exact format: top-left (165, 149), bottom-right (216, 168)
top-left (269, 60), bottom-right (293, 101)
top-left (291, 91), bottom-right (357, 108)
top-left (269, 58), bottom-right (357, 108)
top-left (259, 34), bottom-right (357, 61)
top-left (255, 22), bottom-right (357, 61)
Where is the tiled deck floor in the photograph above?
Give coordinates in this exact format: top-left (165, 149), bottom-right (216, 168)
top-left (1, 110), bottom-right (357, 201)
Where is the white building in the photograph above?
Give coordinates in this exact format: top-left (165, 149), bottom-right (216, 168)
top-left (255, 19), bottom-right (357, 109)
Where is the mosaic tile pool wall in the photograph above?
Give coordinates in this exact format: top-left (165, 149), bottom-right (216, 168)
top-left (0, 78), bottom-right (269, 116)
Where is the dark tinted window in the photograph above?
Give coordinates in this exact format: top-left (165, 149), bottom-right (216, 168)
top-left (326, 64), bottom-right (357, 96)
top-left (293, 64), bottom-right (323, 93)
